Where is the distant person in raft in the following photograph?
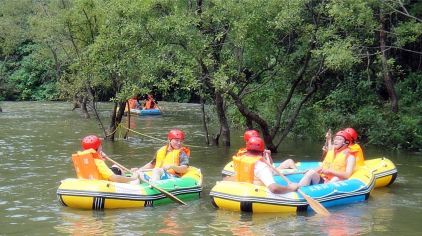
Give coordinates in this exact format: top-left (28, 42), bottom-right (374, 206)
top-left (133, 129), bottom-right (190, 182)
top-left (298, 130), bottom-right (356, 187)
top-left (80, 135), bottom-right (139, 183)
top-left (344, 127), bottom-right (365, 168)
top-left (237, 130), bottom-right (297, 171)
top-left (233, 136), bottom-right (299, 194)
top-left (126, 95), bottom-right (141, 111)
top-left (142, 94), bottom-right (158, 110)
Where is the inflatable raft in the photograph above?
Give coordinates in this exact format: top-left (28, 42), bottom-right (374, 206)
top-left (123, 108), bottom-right (161, 116)
top-left (57, 167), bottom-right (202, 210)
top-left (210, 165), bottom-right (376, 213)
top-left (221, 157), bottom-right (397, 188)
top-left (139, 108), bottom-right (161, 116)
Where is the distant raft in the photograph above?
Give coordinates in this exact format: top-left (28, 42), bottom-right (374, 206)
top-left (57, 167), bottom-right (202, 210)
top-left (221, 157), bottom-right (397, 188)
top-left (139, 108), bottom-right (161, 116)
top-left (123, 108), bottom-right (161, 116)
top-left (210, 165), bottom-right (376, 213)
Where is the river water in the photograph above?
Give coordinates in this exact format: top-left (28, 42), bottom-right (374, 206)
top-left (0, 102), bottom-right (421, 235)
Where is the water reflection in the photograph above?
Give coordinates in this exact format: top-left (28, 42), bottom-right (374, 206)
top-left (156, 208), bottom-right (185, 236)
top-left (55, 210), bottom-right (110, 235)
top-left (319, 212), bottom-right (372, 236)
top-left (209, 210), bottom-right (299, 235)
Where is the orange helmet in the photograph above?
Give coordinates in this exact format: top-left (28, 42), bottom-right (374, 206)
top-left (246, 137), bottom-right (265, 152)
top-left (81, 135), bottom-right (101, 150)
top-left (344, 128), bottom-right (358, 142)
top-left (243, 130), bottom-right (260, 142)
top-left (167, 129), bottom-right (185, 141)
top-left (335, 131), bottom-right (352, 144)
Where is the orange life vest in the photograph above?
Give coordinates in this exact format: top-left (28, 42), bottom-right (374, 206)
top-left (145, 99), bottom-right (156, 109)
top-left (124, 98), bottom-right (138, 111)
top-left (71, 149), bottom-right (106, 180)
top-left (155, 145), bottom-right (190, 175)
top-left (128, 98), bottom-right (138, 109)
top-left (321, 148), bottom-right (353, 180)
top-left (233, 154), bottom-right (262, 183)
top-left (236, 147), bottom-right (273, 164)
top-left (235, 148), bottom-right (247, 156)
top-left (348, 143), bottom-right (365, 167)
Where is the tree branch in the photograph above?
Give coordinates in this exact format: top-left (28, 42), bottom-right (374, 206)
top-left (275, 81), bottom-right (318, 148)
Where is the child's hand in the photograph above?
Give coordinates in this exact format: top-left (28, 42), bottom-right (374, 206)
top-left (321, 169), bottom-right (331, 175)
top-left (130, 171), bottom-right (139, 180)
top-left (162, 165), bottom-right (174, 171)
top-left (315, 167), bottom-right (323, 174)
top-left (288, 183), bottom-right (299, 191)
top-left (263, 149), bottom-right (271, 158)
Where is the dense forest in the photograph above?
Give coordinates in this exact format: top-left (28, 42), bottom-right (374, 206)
top-left (1, 0), bottom-right (421, 151)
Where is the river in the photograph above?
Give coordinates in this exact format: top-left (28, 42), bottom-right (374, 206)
top-left (0, 101), bottom-right (421, 235)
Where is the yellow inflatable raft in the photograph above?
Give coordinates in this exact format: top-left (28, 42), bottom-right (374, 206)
top-left (221, 157), bottom-right (397, 188)
top-left (211, 165), bottom-right (376, 213)
top-left (57, 167), bottom-right (202, 210)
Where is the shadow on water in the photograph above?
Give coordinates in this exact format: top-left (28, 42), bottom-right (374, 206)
top-left (0, 101), bottom-right (421, 235)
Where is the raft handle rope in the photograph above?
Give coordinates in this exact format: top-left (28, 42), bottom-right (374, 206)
top-left (118, 123), bottom-right (207, 148)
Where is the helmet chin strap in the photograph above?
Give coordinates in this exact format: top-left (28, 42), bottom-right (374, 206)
top-left (169, 140), bottom-right (178, 151)
top-left (336, 142), bottom-right (348, 151)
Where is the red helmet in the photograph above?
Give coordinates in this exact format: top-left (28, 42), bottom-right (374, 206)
top-left (243, 130), bottom-right (260, 142)
top-left (246, 137), bottom-right (265, 152)
top-left (81, 135), bottom-right (102, 150)
top-left (344, 128), bottom-right (358, 142)
top-left (335, 131), bottom-right (352, 144)
top-left (167, 129), bottom-right (185, 141)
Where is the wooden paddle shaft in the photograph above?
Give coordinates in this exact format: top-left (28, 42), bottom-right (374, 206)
top-left (102, 155), bottom-right (187, 205)
top-left (267, 161), bottom-right (330, 216)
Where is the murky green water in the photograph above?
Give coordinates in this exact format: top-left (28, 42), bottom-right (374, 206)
top-left (0, 102), bottom-right (421, 235)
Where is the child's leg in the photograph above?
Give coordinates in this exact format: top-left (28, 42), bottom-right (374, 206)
top-left (277, 159), bottom-right (297, 169)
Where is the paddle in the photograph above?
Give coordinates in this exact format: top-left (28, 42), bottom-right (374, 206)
top-left (102, 155), bottom-right (187, 205)
top-left (321, 129), bottom-right (332, 160)
top-left (152, 98), bottom-right (162, 112)
top-left (266, 162), bottom-right (330, 216)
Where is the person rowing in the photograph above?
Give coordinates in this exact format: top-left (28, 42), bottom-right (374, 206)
top-left (236, 130), bottom-right (297, 171)
top-left (298, 130), bottom-right (356, 186)
top-left (233, 136), bottom-right (298, 194)
top-left (132, 129), bottom-right (190, 182)
top-left (79, 135), bottom-right (139, 183)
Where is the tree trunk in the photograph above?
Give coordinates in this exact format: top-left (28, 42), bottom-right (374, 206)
top-left (124, 101), bottom-right (131, 139)
top-left (81, 95), bottom-right (90, 119)
top-left (228, 91), bottom-right (277, 152)
top-left (215, 91), bottom-right (230, 146)
top-left (245, 117), bottom-right (253, 130)
top-left (200, 97), bottom-right (210, 145)
top-left (275, 83), bottom-right (317, 148)
top-left (71, 94), bottom-right (89, 118)
top-left (47, 44), bottom-right (61, 80)
top-left (87, 88), bottom-right (107, 138)
top-left (107, 102), bottom-right (126, 141)
top-left (380, 10), bottom-right (399, 113)
top-left (212, 126), bottom-right (221, 146)
top-left (107, 102), bottom-right (118, 141)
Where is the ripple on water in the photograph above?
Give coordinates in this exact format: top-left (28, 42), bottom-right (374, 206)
top-left (30, 216), bottom-right (54, 222)
top-left (9, 214), bottom-right (28, 218)
top-left (6, 207), bottom-right (20, 211)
